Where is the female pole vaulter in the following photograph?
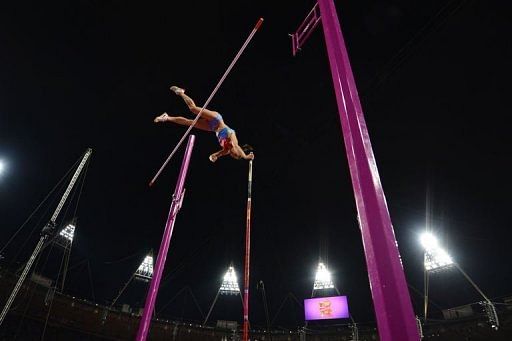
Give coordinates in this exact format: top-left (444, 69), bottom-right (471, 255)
top-left (154, 86), bottom-right (254, 162)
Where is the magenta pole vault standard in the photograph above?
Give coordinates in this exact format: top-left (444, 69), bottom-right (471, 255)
top-left (136, 135), bottom-right (195, 341)
top-left (242, 160), bottom-right (253, 341)
top-left (316, 0), bottom-right (420, 340)
top-left (149, 18), bottom-right (264, 187)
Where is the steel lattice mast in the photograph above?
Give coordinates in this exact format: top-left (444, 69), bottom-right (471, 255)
top-left (0, 148), bottom-right (92, 327)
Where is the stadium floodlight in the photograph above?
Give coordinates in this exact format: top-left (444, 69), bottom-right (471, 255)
top-left (420, 233), bottom-right (439, 250)
top-left (420, 232), bottom-right (454, 272)
top-left (0, 159), bottom-right (6, 178)
top-left (220, 266), bottom-right (240, 295)
top-left (313, 262), bottom-right (334, 290)
top-left (421, 231), bottom-right (499, 331)
top-left (203, 265), bottom-right (241, 325)
top-left (135, 254), bottom-right (154, 280)
top-left (59, 224), bottom-right (75, 243)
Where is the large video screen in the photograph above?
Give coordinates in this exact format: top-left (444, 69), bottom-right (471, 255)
top-left (304, 296), bottom-right (349, 321)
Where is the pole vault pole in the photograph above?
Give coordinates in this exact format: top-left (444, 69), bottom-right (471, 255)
top-left (243, 160), bottom-right (253, 341)
top-left (136, 135), bottom-right (195, 341)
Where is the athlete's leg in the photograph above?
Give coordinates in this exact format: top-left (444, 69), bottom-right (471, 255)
top-left (154, 113), bottom-right (211, 131)
top-left (170, 86), bottom-right (219, 120)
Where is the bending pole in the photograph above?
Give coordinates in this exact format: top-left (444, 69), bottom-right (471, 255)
top-left (149, 18), bottom-right (264, 187)
top-left (316, 0), bottom-right (420, 340)
top-left (136, 135), bottom-right (195, 341)
top-left (242, 160), bottom-right (253, 341)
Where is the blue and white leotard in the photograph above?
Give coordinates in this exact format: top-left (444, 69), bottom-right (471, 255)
top-left (208, 113), bottom-right (223, 131)
top-left (210, 113), bottom-right (234, 145)
top-left (216, 126), bottom-right (235, 143)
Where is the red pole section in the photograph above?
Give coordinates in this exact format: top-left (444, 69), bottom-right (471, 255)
top-left (136, 135), bottom-right (196, 341)
top-left (243, 160), bottom-right (253, 341)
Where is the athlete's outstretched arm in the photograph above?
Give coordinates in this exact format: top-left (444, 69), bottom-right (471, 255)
top-left (209, 148), bottom-right (230, 162)
top-left (228, 133), bottom-right (254, 160)
top-left (231, 145), bottom-right (254, 160)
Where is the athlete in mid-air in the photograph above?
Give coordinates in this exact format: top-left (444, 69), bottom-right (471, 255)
top-left (154, 86), bottom-right (254, 162)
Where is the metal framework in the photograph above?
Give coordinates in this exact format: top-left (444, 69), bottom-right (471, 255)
top-left (290, 3), bottom-right (321, 56)
top-left (56, 220), bottom-right (77, 292)
top-left (203, 265), bottom-right (244, 327)
top-left (0, 148), bottom-right (92, 327)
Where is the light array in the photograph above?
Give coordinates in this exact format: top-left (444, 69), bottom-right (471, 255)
top-left (313, 262), bottom-right (334, 290)
top-left (220, 266), bottom-right (240, 295)
top-left (135, 254), bottom-right (154, 280)
top-left (420, 232), bottom-right (454, 272)
top-left (59, 224), bottom-right (75, 242)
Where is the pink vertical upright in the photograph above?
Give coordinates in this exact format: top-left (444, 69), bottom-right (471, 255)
top-left (242, 160), bottom-right (253, 341)
top-left (316, 0), bottom-right (420, 340)
top-left (136, 135), bottom-right (196, 341)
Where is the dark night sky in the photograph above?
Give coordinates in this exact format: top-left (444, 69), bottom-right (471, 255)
top-left (1, 0), bottom-right (511, 327)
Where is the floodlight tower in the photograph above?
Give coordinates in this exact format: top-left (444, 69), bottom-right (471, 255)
top-left (56, 219), bottom-right (77, 292)
top-left (310, 262), bottom-right (358, 339)
top-left (420, 231), bottom-right (455, 322)
top-left (420, 232), bottom-right (454, 274)
top-left (203, 265), bottom-right (242, 326)
top-left (0, 148), bottom-right (92, 327)
top-left (312, 262), bottom-right (335, 295)
top-left (135, 252), bottom-right (154, 282)
top-left (420, 232), bottom-right (499, 330)
top-left (106, 251), bottom-right (154, 313)
top-left (59, 222), bottom-right (76, 244)
top-left (290, 2), bottom-right (419, 339)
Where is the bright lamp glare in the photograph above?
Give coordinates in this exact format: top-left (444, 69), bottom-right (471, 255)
top-left (0, 160), bottom-right (5, 175)
top-left (59, 224), bottom-right (75, 242)
top-left (420, 233), bottom-right (439, 250)
top-left (313, 262), bottom-right (334, 290)
top-left (220, 266), bottom-right (240, 295)
top-left (135, 254), bottom-right (154, 280)
top-left (420, 232), bottom-right (454, 272)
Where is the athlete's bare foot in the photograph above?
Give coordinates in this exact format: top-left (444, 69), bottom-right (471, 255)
top-left (170, 86), bottom-right (185, 95)
top-left (154, 112), bottom-right (169, 123)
